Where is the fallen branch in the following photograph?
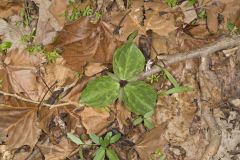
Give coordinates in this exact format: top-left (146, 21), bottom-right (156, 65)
top-left (199, 57), bottom-right (222, 160)
top-left (139, 35), bottom-right (240, 79)
top-left (0, 90), bottom-right (82, 108)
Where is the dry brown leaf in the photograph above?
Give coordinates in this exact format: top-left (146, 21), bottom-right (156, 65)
top-left (39, 106), bottom-right (85, 143)
top-left (115, 102), bottom-right (131, 132)
top-left (6, 66), bottom-right (39, 100)
top-left (135, 124), bottom-right (168, 160)
top-left (80, 107), bottom-right (114, 134)
top-left (4, 49), bottom-right (45, 67)
top-left (0, 0), bottom-right (23, 18)
top-left (34, 0), bottom-right (66, 45)
top-left (0, 103), bottom-right (41, 151)
top-left (37, 137), bottom-right (75, 160)
top-left (62, 77), bottom-right (91, 103)
top-left (47, 17), bottom-right (120, 72)
top-left (111, 1), bottom-right (179, 41)
top-left (84, 62), bottom-right (106, 77)
top-left (0, 18), bottom-right (28, 50)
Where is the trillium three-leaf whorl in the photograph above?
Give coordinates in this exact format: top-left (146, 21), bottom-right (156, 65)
top-left (80, 41), bottom-right (157, 115)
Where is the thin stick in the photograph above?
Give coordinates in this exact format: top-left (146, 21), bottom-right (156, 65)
top-left (139, 35), bottom-right (240, 79)
top-left (0, 90), bottom-right (82, 108)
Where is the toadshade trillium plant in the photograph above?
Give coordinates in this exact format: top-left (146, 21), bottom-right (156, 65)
top-left (80, 31), bottom-right (157, 116)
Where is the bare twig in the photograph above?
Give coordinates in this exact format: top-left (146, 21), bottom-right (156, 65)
top-left (0, 90), bottom-right (82, 108)
top-left (199, 57), bottom-right (222, 160)
top-left (139, 35), bottom-right (240, 79)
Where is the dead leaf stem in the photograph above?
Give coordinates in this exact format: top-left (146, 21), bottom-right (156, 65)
top-left (139, 35), bottom-right (240, 79)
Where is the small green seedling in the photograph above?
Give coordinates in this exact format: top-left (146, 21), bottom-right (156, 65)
top-left (21, 29), bottom-right (36, 44)
top-left (147, 74), bottom-right (160, 84)
top-left (0, 41), bottom-right (12, 53)
top-left (44, 50), bottom-right (60, 63)
top-left (149, 148), bottom-right (166, 160)
top-left (67, 132), bottom-right (121, 160)
top-left (165, 0), bottom-right (177, 7)
top-left (26, 44), bottom-right (43, 53)
top-left (80, 31), bottom-right (157, 116)
top-left (133, 111), bottom-right (155, 130)
top-left (186, 0), bottom-right (197, 6)
top-left (158, 68), bottom-right (192, 96)
top-left (227, 21), bottom-right (239, 34)
top-left (64, 2), bottom-right (101, 22)
top-left (198, 9), bottom-right (206, 20)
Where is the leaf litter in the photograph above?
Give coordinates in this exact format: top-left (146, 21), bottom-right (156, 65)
top-left (0, 0), bottom-right (240, 160)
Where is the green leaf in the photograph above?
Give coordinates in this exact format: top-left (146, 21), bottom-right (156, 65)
top-left (123, 81), bottom-right (157, 115)
top-left (127, 30), bottom-right (138, 42)
top-left (133, 117), bottom-right (143, 126)
top-left (113, 42), bottom-right (145, 80)
top-left (110, 133), bottom-right (121, 144)
top-left (67, 133), bottom-right (84, 145)
top-left (163, 69), bottom-right (179, 87)
top-left (106, 147), bottom-right (120, 160)
top-left (89, 134), bottom-right (100, 145)
top-left (103, 132), bottom-right (112, 147)
top-left (143, 119), bottom-right (154, 130)
top-left (144, 111), bottom-right (154, 119)
top-left (159, 86), bottom-right (192, 96)
top-left (93, 147), bottom-right (106, 160)
top-left (0, 41), bottom-right (12, 53)
top-left (80, 76), bottom-right (120, 108)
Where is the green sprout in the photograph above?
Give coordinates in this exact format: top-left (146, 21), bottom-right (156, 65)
top-left (133, 111), bottom-right (155, 130)
top-left (26, 44), bottom-right (43, 53)
top-left (147, 74), bottom-right (160, 84)
top-left (0, 41), bottom-right (12, 53)
top-left (165, 0), bottom-right (177, 7)
top-left (227, 21), bottom-right (239, 34)
top-left (198, 8), bottom-right (206, 19)
top-left (44, 50), bottom-right (60, 63)
top-left (149, 148), bottom-right (166, 160)
top-left (67, 132), bottom-right (121, 160)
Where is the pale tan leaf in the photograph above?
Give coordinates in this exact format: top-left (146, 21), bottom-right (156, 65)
top-left (84, 63), bottom-right (106, 77)
top-left (80, 107), bottom-right (114, 134)
top-left (135, 124), bottom-right (168, 160)
top-left (0, 104), bottom-right (41, 150)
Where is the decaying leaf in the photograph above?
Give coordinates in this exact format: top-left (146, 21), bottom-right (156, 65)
top-left (0, 0), bottom-right (23, 18)
top-left (37, 137), bottom-right (75, 160)
top-left (135, 124), bottom-right (168, 160)
top-left (0, 103), bottom-right (41, 151)
top-left (115, 102), bottom-right (131, 132)
top-left (79, 107), bottom-right (114, 134)
top-left (48, 17), bottom-right (121, 72)
top-left (84, 62), bottom-right (106, 77)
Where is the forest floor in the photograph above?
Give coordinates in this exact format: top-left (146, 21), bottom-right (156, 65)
top-left (0, 0), bottom-right (240, 160)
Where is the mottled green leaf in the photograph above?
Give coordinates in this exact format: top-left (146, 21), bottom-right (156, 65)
top-left (127, 30), bottom-right (138, 42)
top-left (110, 133), bottom-right (121, 144)
top-left (133, 117), bottom-right (143, 126)
top-left (159, 86), bottom-right (192, 96)
top-left (163, 69), bottom-right (179, 87)
top-left (89, 134), bottom-right (100, 145)
top-left (123, 81), bottom-right (157, 115)
top-left (0, 41), bottom-right (12, 53)
top-left (93, 147), bottom-right (105, 160)
top-left (106, 147), bottom-right (120, 160)
top-left (143, 119), bottom-right (154, 130)
top-left (113, 42), bottom-right (145, 80)
top-left (67, 133), bottom-right (84, 145)
top-left (80, 76), bottom-right (120, 108)
top-left (144, 111), bottom-right (154, 119)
